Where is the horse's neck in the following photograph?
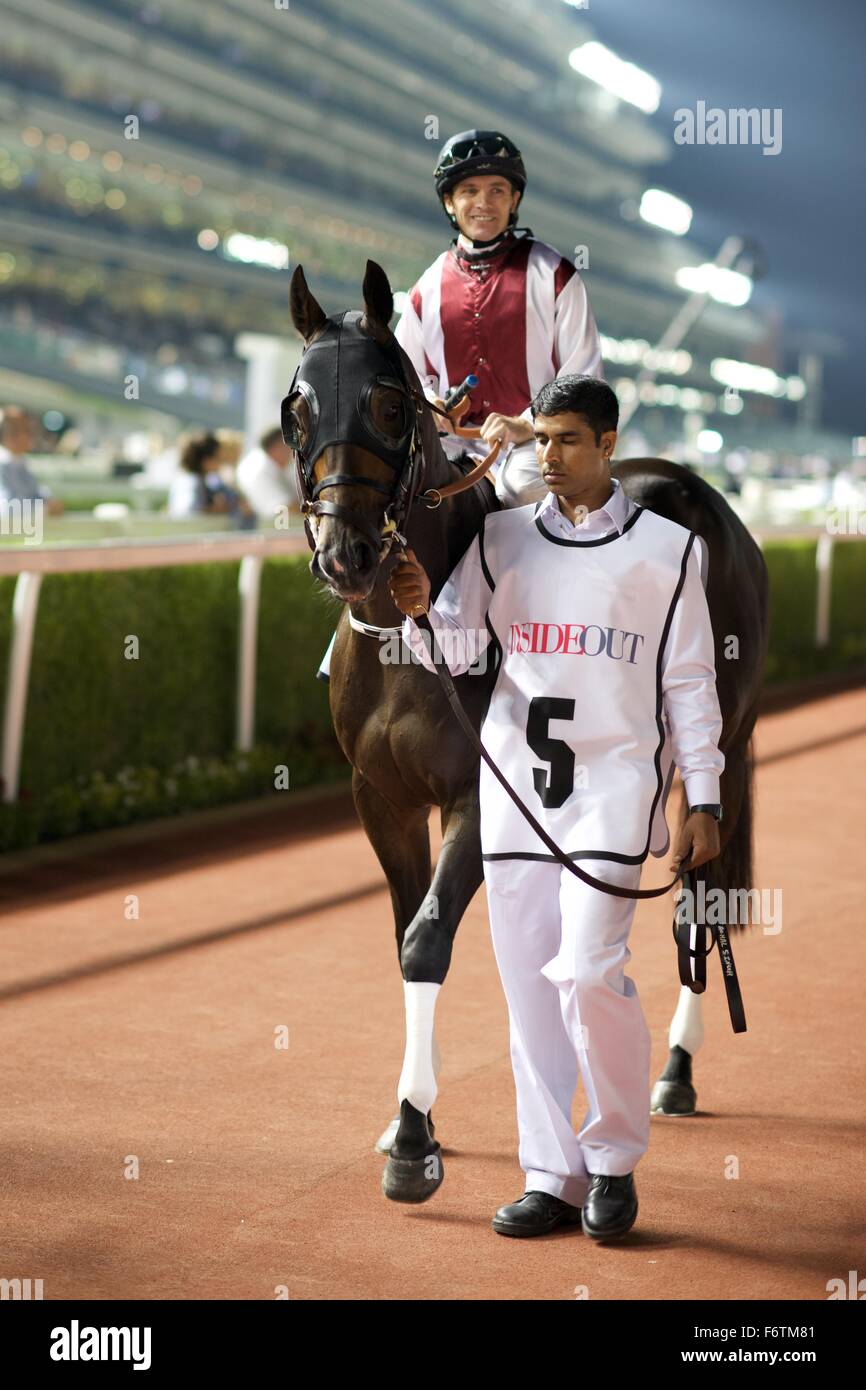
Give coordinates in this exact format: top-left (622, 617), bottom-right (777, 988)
top-left (420, 437), bottom-right (461, 494)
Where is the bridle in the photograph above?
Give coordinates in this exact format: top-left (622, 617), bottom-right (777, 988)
top-left (281, 310), bottom-right (496, 561)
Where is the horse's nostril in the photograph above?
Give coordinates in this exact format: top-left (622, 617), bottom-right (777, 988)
top-left (349, 539), bottom-right (376, 572)
top-left (331, 556), bottom-right (346, 574)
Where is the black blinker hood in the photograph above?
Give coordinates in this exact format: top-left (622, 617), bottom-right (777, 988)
top-left (283, 311), bottom-right (414, 472)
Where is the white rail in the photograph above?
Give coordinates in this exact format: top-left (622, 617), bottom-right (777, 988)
top-left (0, 534), bottom-right (309, 803)
top-left (0, 526), bottom-right (863, 804)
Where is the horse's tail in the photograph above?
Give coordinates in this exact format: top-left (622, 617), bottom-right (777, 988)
top-left (679, 731), bottom-right (759, 929)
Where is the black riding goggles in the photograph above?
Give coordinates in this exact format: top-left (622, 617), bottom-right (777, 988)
top-left (434, 133), bottom-right (522, 176)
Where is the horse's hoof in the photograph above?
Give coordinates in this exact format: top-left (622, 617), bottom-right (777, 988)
top-left (650, 1078), bottom-right (697, 1115)
top-left (374, 1112), bottom-right (436, 1155)
top-left (381, 1144), bottom-right (444, 1203)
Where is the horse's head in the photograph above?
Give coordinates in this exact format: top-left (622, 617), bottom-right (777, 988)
top-left (283, 259), bottom-right (426, 602)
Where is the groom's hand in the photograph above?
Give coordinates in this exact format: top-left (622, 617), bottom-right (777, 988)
top-left (669, 812), bottom-right (721, 875)
top-left (389, 548), bottom-right (431, 617)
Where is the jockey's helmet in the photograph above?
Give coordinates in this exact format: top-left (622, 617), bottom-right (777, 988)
top-left (433, 130), bottom-right (527, 228)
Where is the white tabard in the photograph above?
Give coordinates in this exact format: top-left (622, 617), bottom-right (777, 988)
top-left (476, 500), bottom-right (697, 865)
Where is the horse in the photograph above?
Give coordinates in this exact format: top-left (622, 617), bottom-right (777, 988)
top-left (283, 258), bottom-right (769, 1204)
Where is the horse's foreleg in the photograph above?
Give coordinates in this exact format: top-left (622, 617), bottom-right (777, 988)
top-left (350, 772), bottom-right (438, 1155)
top-left (384, 784), bottom-right (484, 1203)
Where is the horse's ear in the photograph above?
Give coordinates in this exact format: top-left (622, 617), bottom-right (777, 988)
top-left (289, 265), bottom-right (327, 341)
top-left (362, 259), bottom-right (394, 330)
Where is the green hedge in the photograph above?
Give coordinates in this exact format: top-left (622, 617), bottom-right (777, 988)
top-left (0, 555), bottom-right (349, 849)
top-left (829, 539), bottom-right (866, 667)
top-left (0, 746), bottom-right (295, 852)
top-left (762, 539), bottom-right (866, 683)
top-left (21, 563), bottom-right (240, 793)
top-left (0, 539), bottom-right (863, 849)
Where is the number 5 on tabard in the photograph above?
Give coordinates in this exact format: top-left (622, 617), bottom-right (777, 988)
top-left (526, 696), bottom-right (576, 809)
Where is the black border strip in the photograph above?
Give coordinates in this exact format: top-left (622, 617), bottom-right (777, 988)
top-left (477, 512), bottom-right (496, 593)
top-left (534, 503), bottom-right (643, 547)
top-left (476, 514), bottom-right (504, 689)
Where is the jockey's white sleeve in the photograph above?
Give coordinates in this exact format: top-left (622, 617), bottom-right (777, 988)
top-left (400, 532), bottom-right (493, 677)
top-left (394, 296), bottom-right (440, 401)
top-left (660, 537), bottom-right (725, 807)
top-left (518, 271), bottom-right (604, 428)
top-left (553, 271), bottom-right (604, 380)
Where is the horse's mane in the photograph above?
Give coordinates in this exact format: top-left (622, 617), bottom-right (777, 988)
top-left (392, 335), bottom-right (500, 510)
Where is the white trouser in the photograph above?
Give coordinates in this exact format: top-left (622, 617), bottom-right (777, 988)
top-left (483, 855), bottom-right (651, 1207)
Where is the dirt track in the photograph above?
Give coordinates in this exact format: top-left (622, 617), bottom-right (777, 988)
top-left (1, 689), bottom-right (864, 1301)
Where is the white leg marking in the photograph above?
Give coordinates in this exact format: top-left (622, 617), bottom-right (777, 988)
top-left (397, 981), bottom-right (441, 1116)
top-left (669, 983), bottom-right (705, 1056)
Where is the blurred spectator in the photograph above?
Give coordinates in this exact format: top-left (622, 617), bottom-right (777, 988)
top-left (0, 406), bottom-right (64, 514)
top-left (215, 430), bottom-right (243, 470)
top-left (723, 450), bottom-right (748, 496)
top-left (236, 426), bottom-right (295, 522)
top-left (168, 431), bottom-right (254, 528)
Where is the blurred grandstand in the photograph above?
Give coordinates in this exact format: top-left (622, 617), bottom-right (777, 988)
top-left (0, 0), bottom-right (862, 533)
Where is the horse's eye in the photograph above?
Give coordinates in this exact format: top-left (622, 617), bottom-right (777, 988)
top-left (284, 396), bottom-right (307, 448)
top-left (382, 397), bottom-right (406, 430)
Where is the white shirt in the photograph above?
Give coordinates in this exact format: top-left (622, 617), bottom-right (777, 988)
top-left (167, 470), bottom-right (207, 518)
top-left (401, 479), bottom-right (723, 813)
top-left (236, 446), bottom-right (294, 519)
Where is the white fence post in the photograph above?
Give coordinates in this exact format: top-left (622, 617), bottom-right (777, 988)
top-left (2, 571), bottom-right (43, 803)
top-left (815, 532), bottom-right (834, 648)
top-left (236, 554), bottom-right (263, 751)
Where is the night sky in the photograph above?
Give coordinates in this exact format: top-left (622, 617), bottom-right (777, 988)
top-left (580, 0), bottom-right (866, 434)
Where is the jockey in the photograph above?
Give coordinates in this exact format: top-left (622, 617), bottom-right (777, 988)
top-left (316, 128), bottom-right (604, 682)
top-left (395, 128), bottom-right (604, 508)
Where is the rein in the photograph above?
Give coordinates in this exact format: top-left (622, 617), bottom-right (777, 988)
top-left (410, 610), bottom-right (682, 903)
top-left (409, 610), bottom-right (746, 1032)
top-left (288, 315), bottom-right (745, 1031)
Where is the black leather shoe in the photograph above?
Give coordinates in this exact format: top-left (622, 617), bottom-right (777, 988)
top-left (492, 1190), bottom-right (583, 1238)
top-left (581, 1173), bottom-right (638, 1241)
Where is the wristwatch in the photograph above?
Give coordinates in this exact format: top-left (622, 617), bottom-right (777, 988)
top-left (688, 803), bottom-right (724, 822)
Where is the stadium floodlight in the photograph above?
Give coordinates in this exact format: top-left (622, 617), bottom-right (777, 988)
top-left (711, 358), bottom-right (807, 401)
top-left (676, 263), bottom-right (753, 306)
top-left (697, 430), bottom-right (724, 453)
top-left (567, 41), bottom-right (661, 114)
top-left (223, 232), bottom-right (289, 270)
top-left (639, 188), bottom-right (693, 236)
